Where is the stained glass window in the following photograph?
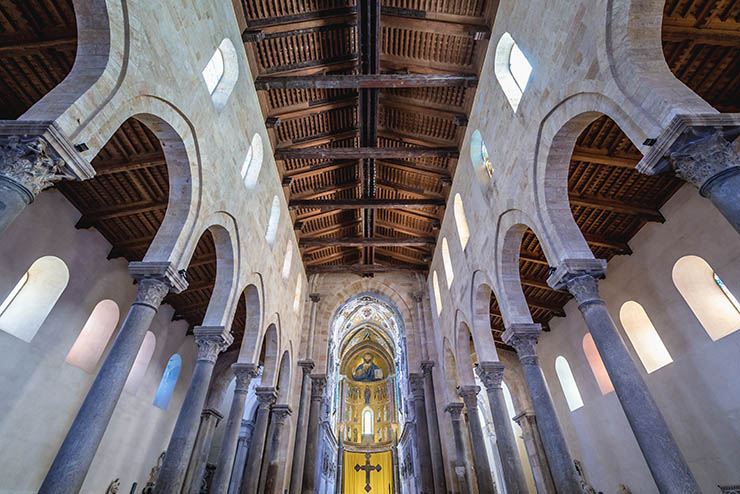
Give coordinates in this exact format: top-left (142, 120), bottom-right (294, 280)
top-left (481, 141), bottom-right (493, 178)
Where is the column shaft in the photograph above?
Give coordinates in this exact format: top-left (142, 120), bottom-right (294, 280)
top-left (502, 325), bottom-right (581, 493)
top-left (211, 364), bottom-right (260, 494)
top-left (240, 388), bottom-right (277, 494)
top-left (476, 362), bottom-right (528, 494)
top-left (556, 269), bottom-right (700, 493)
top-left (263, 405), bottom-right (292, 494)
top-left (421, 362), bottom-right (447, 494)
top-left (513, 410), bottom-right (556, 494)
top-left (459, 386), bottom-right (495, 494)
top-left (289, 360), bottom-right (314, 494)
top-left (228, 421), bottom-right (255, 494)
top-left (703, 168), bottom-right (740, 233)
top-left (409, 374), bottom-right (435, 494)
top-left (0, 176), bottom-right (32, 233)
top-left (302, 375), bottom-right (326, 494)
top-left (445, 403), bottom-right (470, 493)
top-left (39, 277), bottom-right (172, 494)
top-left (184, 409), bottom-right (224, 494)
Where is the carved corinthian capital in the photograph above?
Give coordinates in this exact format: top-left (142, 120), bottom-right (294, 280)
top-left (501, 324), bottom-right (542, 365)
top-left (134, 278), bottom-right (171, 309)
top-left (458, 385), bottom-right (481, 409)
top-left (0, 135), bottom-right (74, 198)
top-left (475, 361), bottom-right (505, 390)
top-left (667, 130), bottom-right (740, 194)
top-left (193, 326), bottom-right (233, 363)
top-left (232, 363), bottom-right (260, 393)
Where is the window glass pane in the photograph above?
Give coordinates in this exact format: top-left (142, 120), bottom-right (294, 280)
top-left (509, 43), bottom-right (532, 92)
top-left (442, 238), bottom-right (454, 288)
top-left (202, 48), bottom-right (225, 95)
top-left (154, 354), bottom-right (182, 410)
top-left (619, 301), bottom-right (672, 373)
top-left (453, 194), bottom-right (471, 250)
top-left (433, 272), bottom-right (442, 316)
top-left (555, 356), bottom-right (584, 411)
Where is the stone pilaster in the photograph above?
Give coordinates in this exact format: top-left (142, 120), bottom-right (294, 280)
top-left (409, 373), bottom-right (434, 494)
top-left (420, 361), bottom-right (447, 494)
top-left (549, 259), bottom-right (700, 493)
top-left (210, 363), bottom-right (261, 494)
top-left (240, 387), bottom-right (278, 494)
top-left (290, 360), bottom-right (315, 494)
top-left (501, 324), bottom-right (582, 493)
top-left (445, 402), bottom-right (470, 493)
top-left (302, 374), bottom-right (327, 494)
top-left (476, 361), bottom-right (529, 494)
top-left (39, 263), bottom-right (185, 494)
top-left (154, 327), bottom-right (232, 494)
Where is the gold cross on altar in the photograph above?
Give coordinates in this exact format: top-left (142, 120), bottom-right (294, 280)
top-left (354, 452), bottom-right (382, 492)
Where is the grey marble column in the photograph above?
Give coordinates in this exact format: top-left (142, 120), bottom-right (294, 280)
top-left (302, 374), bottom-right (326, 494)
top-left (549, 259), bottom-right (700, 493)
top-left (476, 361), bottom-right (528, 494)
top-left (0, 129), bottom-right (93, 234)
top-left (513, 410), bottom-right (556, 494)
top-left (664, 128), bottom-right (740, 234)
top-left (229, 420), bottom-right (255, 494)
top-left (240, 387), bottom-right (277, 494)
top-left (154, 327), bottom-right (233, 494)
top-left (184, 408), bottom-right (225, 494)
top-left (39, 265), bottom-right (185, 494)
top-left (420, 361), bottom-right (447, 494)
top-left (263, 405), bottom-right (292, 494)
top-left (211, 364), bottom-right (261, 494)
top-left (459, 386), bottom-right (496, 494)
top-left (289, 360), bottom-right (315, 494)
top-left (501, 324), bottom-right (582, 493)
top-left (409, 373), bottom-right (435, 494)
top-left (445, 403), bottom-right (470, 493)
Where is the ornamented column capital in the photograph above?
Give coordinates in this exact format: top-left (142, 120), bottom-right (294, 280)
top-left (667, 130), bottom-right (740, 194)
top-left (255, 387), bottom-right (278, 408)
top-left (475, 361), bottom-right (505, 390)
top-left (298, 359), bottom-right (315, 376)
top-left (445, 402), bottom-right (464, 421)
top-left (193, 326), bottom-right (233, 363)
top-left (511, 409), bottom-right (536, 427)
top-left (133, 278), bottom-right (171, 310)
top-left (310, 374), bottom-right (327, 401)
top-left (408, 373), bottom-right (425, 401)
top-left (420, 360), bottom-right (435, 375)
top-left (232, 363), bottom-right (260, 393)
top-left (309, 293), bottom-right (321, 303)
top-left (271, 404), bottom-right (292, 426)
top-left (501, 324), bottom-right (542, 365)
top-left (201, 408), bottom-right (224, 422)
top-left (129, 261), bottom-right (189, 294)
top-left (0, 121), bottom-right (95, 199)
top-left (547, 258), bottom-right (606, 291)
top-left (458, 385), bottom-right (481, 409)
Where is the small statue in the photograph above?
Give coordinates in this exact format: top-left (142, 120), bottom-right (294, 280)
top-left (106, 478), bottom-right (120, 494)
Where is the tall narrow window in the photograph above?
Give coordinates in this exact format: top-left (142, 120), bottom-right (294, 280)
top-left (470, 130), bottom-right (494, 179)
top-left (582, 333), bottom-right (613, 395)
top-left (293, 277), bottom-right (302, 312)
top-left (555, 356), bottom-right (584, 411)
top-left (154, 354), bottom-right (182, 410)
top-left (672, 255), bottom-right (740, 341)
top-left (202, 38), bottom-right (239, 110)
top-left (240, 133), bottom-right (264, 189)
top-left (65, 300), bottom-right (120, 373)
top-left (282, 245), bottom-right (294, 279)
top-left (619, 301), bottom-right (672, 373)
top-left (442, 238), bottom-right (454, 288)
top-left (265, 195), bottom-right (281, 248)
top-left (453, 194), bottom-right (471, 250)
top-left (124, 331), bottom-right (156, 393)
top-left (362, 407), bottom-right (374, 435)
top-left (0, 256), bottom-right (69, 342)
top-left (495, 33), bottom-right (533, 112)
top-left (432, 271), bottom-right (442, 316)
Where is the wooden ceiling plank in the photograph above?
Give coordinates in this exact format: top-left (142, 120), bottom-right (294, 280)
top-left (569, 193), bottom-right (665, 222)
top-left (254, 73), bottom-right (478, 90)
top-left (275, 146), bottom-right (459, 160)
top-left (306, 263), bottom-right (427, 273)
top-left (300, 237), bottom-right (435, 247)
top-left (289, 198), bottom-right (445, 210)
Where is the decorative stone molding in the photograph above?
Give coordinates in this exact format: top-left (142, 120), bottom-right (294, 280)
top-left (636, 113), bottom-right (740, 176)
top-left (232, 363), bottom-right (260, 393)
top-left (201, 408), bottom-right (224, 423)
top-left (547, 258), bottom-right (607, 291)
top-left (501, 324), bottom-right (542, 365)
top-left (255, 387), bottom-right (278, 408)
top-left (310, 374), bottom-right (327, 400)
top-left (665, 129), bottom-right (740, 195)
top-left (129, 261), bottom-right (189, 294)
top-left (420, 360), bottom-right (435, 375)
top-left (408, 373), bottom-right (425, 400)
top-left (133, 278), bottom-right (171, 310)
top-left (475, 361), bottom-right (505, 390)
top-left (193, 326), bottom-right (233, 363)
top-left (458, 385), bottom-right (481, 409)
top-left (298, 359), bottom-right (315, 376)
top-left (445, 402), bottom-right (464, 420)
top-left (271, 404), bottom-right (292, 425)
top-left (0, 120), bottom-right (95, 197)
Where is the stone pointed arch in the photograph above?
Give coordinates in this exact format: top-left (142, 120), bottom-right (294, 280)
top-left (454, 312), bottom-right (477, 387)
top-left (469, 270), bottom-right (500, 363)
top-left (442, 337), bottom-right (460, 404)
top-left (257, 322), bottom-right (280, 387)
top-left (237, 281), bottom-right (263, 363)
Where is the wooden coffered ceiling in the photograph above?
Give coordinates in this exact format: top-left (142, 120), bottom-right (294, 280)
top-left (0, 0), bottom-right (737, 346)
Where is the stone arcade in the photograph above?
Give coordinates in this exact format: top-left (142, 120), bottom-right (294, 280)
top-left (0, 0), bottom-right (739, 493)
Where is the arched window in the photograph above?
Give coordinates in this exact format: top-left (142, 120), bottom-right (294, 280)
top-left (0, 256), bottom-right (69, 342)
top-left (582, 333), bottom-right (613, 395)
top-left (293, 277), bottom-right (302, 312)
top-left (362, 407), bottom-right (374, 435)
top-left (453, 194), bottom-right (470, 250)
top-left (619, 301), bottom-right (672, 373)
top-left (282, 245), bottom-right (294, 279)
top-left (470, 129), bottom-right (494, 178)
top-left (154, 354), bottom-right (182, 410)
top-left (671, 255), bottom-right (740, 341)
top-left (432, 271), bottom-right (442, 317)
top-left (124, 331), bottom-right (156, 393)
top-left (240, 133), bottom-right (264, 189)
top-left (442, 238), bottom-right (454, 288)
top-left (494, 33), bottom-right (533, 112)
top-left (202, 38), bottom-right (238, 110)
top-left (555, 356), bottom-right (584, 411)
top-left (65, 300), bottom-right (120, 373)
top-left (265, 195), bottom-right (281, 248)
